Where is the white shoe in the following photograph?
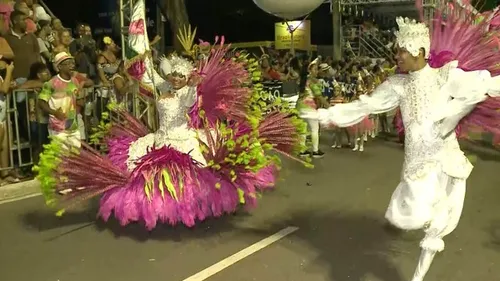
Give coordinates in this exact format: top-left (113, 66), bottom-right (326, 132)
top-left (359, 146), bottom-right (364, 152)
top-left (352, 139), bottom-right (359, 151)
top-left (331, 143), bottom-right (341, 149)
top-left (363, 135), bottom-right (368, 142)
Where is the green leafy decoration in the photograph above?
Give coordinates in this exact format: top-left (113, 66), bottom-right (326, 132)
top-left (32, 137), bottom-right (65, 208)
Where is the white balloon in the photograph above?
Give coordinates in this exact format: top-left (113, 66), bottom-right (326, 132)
top-left (253, 0), bottom-right (325, 19)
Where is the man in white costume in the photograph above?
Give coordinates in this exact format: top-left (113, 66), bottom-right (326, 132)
top-left (314, 18), bottom-right (500, 280)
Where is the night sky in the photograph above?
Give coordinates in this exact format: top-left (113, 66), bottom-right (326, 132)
top-left (43, 0), bottom-right (500, 46)
top-left (44, 0), bottom-right (334, 44)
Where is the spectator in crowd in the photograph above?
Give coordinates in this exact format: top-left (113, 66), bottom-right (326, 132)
top-left (270, 59), bottom-right (286, 80)
top-left (72, 38), bottom-right (96, 81)
top-left (52, 28), bottom-right (71, 55)
top-left (51, 17), bottom-right (63, 31)
top-left (13, 1), bottom-right (36, 33)
top-left (277, 53), bottom-right (288, 73)
top-left (69, 22), bottom-right (84, 55)
top-left (28, 0), bottom-right (51, 21)
top-left (70, 22), bottom-right (96, 80)
top-left (5, 10), bottom-right (40, 141)
top-left (38, 52), bottom-right (85, 147)
top-left (50, 17), bottom-right (64, 46)
top-left (318, 63), bottom-right (334, 100)
top-left (0, 33), bottom-right (14, 60)
top-left (95, 36), bottom-right (120, 118)
top-left (0, 0), bottom-right (13, 35)
top-left (83, 24), bottom-right (92, 36)
top-left (71, 73), bottom-right (90, 142)
top-left (324, 56), bottom-right (337, 77)
top-left (17, 62), bottom-right (50, 163)
top-left (35, 19), bottom-right (53, 65)
top-left (260, 54), bottom-right (281, 81)
top-left (285, 56), bottom-right (300, 82)
top-left (75, 22), bottom-right (85, 38)
top-left (96, 36), bottom-right (120, 86)
top-left (112, 60), bottom-right (132, 101)
top-left (5, 10), bottom-right (39, 79)
top-left (0, 60), bottom-right (16, 185)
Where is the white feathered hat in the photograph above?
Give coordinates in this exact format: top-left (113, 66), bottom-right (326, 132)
top-left (159, 54), bottom-right (193, 77)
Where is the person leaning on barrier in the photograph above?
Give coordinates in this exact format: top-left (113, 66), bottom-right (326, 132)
top-left (72, 70), bottom-right (94, 141)
top-left (111, 61), bottom-right (133, 103)
top-left (0, 61), bottom-right (19, 185)
top-left (5, 10), bottom-right (41, 142)
top-left (17, 62), bottom-right (51, 163)
top-left (95, 36), bottom-right (120, 120)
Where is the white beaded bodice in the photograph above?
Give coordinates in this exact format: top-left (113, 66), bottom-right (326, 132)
top-left (126, 86), bottom-right (204, 171)
top-left (397, 65), bottom-right (468, 180)
top-left (154, 86), bottom-right (196, 144)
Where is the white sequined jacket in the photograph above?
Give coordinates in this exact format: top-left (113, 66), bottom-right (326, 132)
top-left (316, 61), bottom-right (500, 181)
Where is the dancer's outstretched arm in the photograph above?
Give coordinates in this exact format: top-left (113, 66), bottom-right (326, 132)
top-left (315, 78), bottom-right (402, 127)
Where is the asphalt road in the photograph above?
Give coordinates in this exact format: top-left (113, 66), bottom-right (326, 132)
top-left (1, 138), bottom-right (499, 281)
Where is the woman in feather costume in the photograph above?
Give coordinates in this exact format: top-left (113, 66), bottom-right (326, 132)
top-left (34, 0), bottom-right (306, 230)
top-left (305, 1), bottom-right (500, 280)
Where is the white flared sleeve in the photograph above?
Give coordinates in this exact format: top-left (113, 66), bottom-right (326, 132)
top-left (435, 64), bottom-right (500, 136)
top-left (179, 86), bottom-right (198, 107)
top-left (316, 80), bottom-right (400, 127)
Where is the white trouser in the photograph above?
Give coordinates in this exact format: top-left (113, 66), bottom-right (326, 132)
top-left (301, 118), bottom-right (319, 152)
top-left (413, 176), bottom-right (465, 281)
top-left (386, 170), bottom-right (466, 281)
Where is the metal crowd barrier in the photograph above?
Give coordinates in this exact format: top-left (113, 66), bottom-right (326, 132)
top-left (1, 82), bottom-right (156, 174)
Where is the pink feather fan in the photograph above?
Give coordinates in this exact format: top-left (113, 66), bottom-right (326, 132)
top-left (416, 0), bottom-right (500, 145)
top-left (188, 36), bottom-right (251, 129)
